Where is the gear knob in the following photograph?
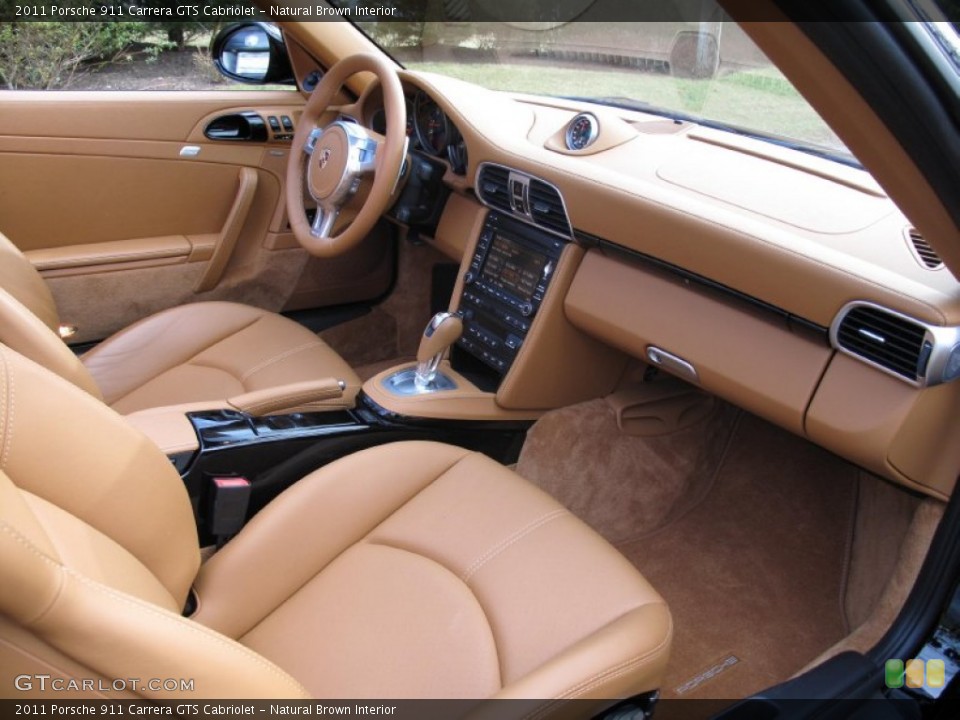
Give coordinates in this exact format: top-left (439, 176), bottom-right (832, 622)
top-left (415, 312), bottom-right (463, 388)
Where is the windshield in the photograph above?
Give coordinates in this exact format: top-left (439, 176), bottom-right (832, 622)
top-left (338, 3), bottom-right (853, 162)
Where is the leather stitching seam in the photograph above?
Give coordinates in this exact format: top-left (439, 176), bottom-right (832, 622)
top-left (461, 509), bottom-right (568, 583)
top-left (239, 340), bottom-right (323, 383)
top-left (0, 348), bottom-right (14, 470)
top-left (0, 522), bottom-right (309, 697)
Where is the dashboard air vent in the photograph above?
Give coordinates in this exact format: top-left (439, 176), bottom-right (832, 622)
top-left (908, 228), bottom-right (943, 270)
top-left (529, 179), bottom-right (573, 237)
top-left (477, 165), bottom-right (512, 214)
top-left (475, 162), bottom-right (573, 239)
top-left (834, 304), bottom-right (930, 381)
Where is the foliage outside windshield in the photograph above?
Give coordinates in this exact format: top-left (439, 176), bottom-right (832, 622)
top-left (349, 14), bottom-right (852, 161)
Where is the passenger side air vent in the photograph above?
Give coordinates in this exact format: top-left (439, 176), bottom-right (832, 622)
top-left (907, 228), bottom-right (944, 270)
top-left (477, 164), bottom-right (512, 214)
top-left (475, 162), bottom-right (573, 239)
top-left (833, 304), bottom-right (930, 382)
top-left (529, 179), bottom-right (573, 237)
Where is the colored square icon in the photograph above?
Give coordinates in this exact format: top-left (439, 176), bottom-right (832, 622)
top-left (927, 659), bottom-right (946, 689)
top-left (885, 659), bottom-right (905, 688)
top-left (906, 659), bottom-right (925, 688)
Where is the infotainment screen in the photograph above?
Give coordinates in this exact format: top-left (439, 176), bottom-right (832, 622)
top-left (481, 234), bottom-right (547, 302)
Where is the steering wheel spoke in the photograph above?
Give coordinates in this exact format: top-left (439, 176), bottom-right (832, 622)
top-left (311, 204), bottom-right (340, 239)
top-left (304, 128), bottom-right (323, 155)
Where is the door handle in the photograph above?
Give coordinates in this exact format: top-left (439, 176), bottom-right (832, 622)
top-left (195, 167), bottom-right (258, 293)
top-left (204, 112), bottom-right (268, 142)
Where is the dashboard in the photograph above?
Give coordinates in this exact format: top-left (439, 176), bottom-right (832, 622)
top-left (352, 70), bottom-right (960, 501)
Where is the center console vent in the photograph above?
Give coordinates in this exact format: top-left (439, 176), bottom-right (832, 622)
top-left (476, 162), bottom-right (573, 240)
top-left (477, 164), bottom-right (512, 214)
top-left (529, 179), bottom-right (572, 237)
top-left (830, 301), bottom-right (960, 387)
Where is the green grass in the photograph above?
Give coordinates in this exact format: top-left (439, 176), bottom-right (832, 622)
top-left (407, 61), bottom-right (847, 154)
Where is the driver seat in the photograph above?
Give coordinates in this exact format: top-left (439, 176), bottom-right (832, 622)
top-left (0, 231), bottom-right (360, 415)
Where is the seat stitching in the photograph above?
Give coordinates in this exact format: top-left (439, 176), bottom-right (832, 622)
top-left (233, 449), bottom-right (472, 641)
top-left (0, 522), bottom-right (310, 698)
top-left (0, 522), bottom-right (65, 625)
top-left (360, 540), bottom-right (505, 689)
top-left (239, 340), bottom-right (324, 383)
top-left (105, 316), bottom-right (264, 407)
top-left (461, 509), bottom-right (568, 583)
top-left (0, 348), bottom-right (14, 470)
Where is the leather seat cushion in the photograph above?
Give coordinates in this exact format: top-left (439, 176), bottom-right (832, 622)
top-left (80, 301), bottom-right (360, 414)
top-left (192, 441), bottom-right (672, 700)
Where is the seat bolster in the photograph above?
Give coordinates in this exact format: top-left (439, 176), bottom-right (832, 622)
top-left (489, 604), bottom-right (672, 703)
top-left (0, 290), bottom-right (101, 400)
top-left (192, 442), bottom-right (473, 639)
top-left (33, 569), bottom-right (311, 700)
top-left (0, 345), bottom-right (199, 608)
top-left (0, 231), bottom-right (59, 333)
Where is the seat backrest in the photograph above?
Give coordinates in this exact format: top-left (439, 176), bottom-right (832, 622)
top-left (0, 344), bottom-right (309, 699)
top-left (0, 231), bottom-right (59, 332)
top-left (0, 232), bottom-right (102, 400)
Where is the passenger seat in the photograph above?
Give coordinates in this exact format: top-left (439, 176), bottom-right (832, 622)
top-left (0, 343), bottom-right (671, 711)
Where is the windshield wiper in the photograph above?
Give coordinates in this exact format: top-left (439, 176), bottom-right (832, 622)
top-left (563, 95), bottom-right (861, 169)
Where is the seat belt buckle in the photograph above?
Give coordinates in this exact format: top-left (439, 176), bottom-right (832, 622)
top-left (208, 476), bottom-right (252, 547)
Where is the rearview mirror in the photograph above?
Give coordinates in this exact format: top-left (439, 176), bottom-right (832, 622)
top-left (211, 23), bottom-right (294, 85)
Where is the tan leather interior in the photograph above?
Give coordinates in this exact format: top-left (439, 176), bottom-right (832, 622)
top-left (0, 343), bottom-right (672, 705)
top-left (0, 90), bottom-right (394, 342)
top-left (0, 11), bottom-right (958, 706)
top-left (82, 301), bottom-right (360, 415)
top-left (0, 230), bottom-right (360, 417)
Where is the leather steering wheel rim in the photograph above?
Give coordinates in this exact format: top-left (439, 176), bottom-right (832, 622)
top-left (286, 53), bottom-right (406, 258)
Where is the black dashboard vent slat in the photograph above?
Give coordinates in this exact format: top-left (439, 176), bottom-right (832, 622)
top-left (528, 179), bottom-right (572, 237)
top-left (477, 165), bottom-right (512, 214)
top-left (836, 305), bottom-right (928, 380)
top-left (908, 229), bottom-right (944, 270)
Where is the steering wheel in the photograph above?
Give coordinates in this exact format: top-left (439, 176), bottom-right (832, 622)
top-left (286, 53), bottom-right (406, 257)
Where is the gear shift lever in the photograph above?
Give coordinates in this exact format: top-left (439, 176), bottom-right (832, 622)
top-left (415, 312), bottom-right (463, 390)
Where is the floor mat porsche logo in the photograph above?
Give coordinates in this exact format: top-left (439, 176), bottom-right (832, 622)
top-left (674, 654), bottom-right (741, 695)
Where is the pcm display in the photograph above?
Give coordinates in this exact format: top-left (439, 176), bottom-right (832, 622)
top-left (480, 234), bottom-right (547, 302)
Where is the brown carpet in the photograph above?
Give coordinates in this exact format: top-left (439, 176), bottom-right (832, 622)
top-left (518, 401), bottom-right (864, 700)
top-left (620, 413), bottom-right (860, 699)
top-left (517, 396), bottom-right (740, 545)
top-left (319, 239), bottom-right (448, 369)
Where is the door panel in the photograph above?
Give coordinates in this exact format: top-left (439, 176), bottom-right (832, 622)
top-left (0, 91), bottom-right (395, 343)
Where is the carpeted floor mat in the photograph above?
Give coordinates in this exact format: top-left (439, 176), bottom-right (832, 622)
top-left (518, 400), bottom-right (862, 700)
top-left (616, 413), bottom-right (859, 699)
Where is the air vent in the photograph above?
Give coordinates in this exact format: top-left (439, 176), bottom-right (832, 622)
top-left (475, 162), bottom-right (573, 239)
top-left (834, 304), bottom-right (930, 381)
top-left (529, 179), bottom-right (573, 236)
top-left (477, 165), bottom-right (511, 214)
top-left (907, 228), bottom-right (943, 270)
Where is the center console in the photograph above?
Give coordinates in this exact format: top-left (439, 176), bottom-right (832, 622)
top-left (456, 212), bottom-right (565, 378)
